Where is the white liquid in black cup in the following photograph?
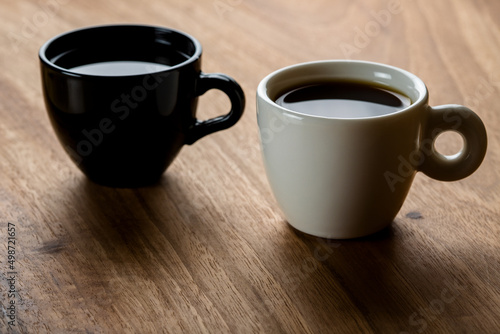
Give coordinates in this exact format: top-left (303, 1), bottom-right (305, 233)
top-left (275, 81), bottom-right (411, 118)
top-left (70, 61), bottom-right (171, 76)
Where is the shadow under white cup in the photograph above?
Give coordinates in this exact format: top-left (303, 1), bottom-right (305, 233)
top-left (257, 60), bottom-right (487, 239)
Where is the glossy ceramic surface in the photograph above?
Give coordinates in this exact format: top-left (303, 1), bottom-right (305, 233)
top-left (40, 25), bottom-right (245, 187)
top-left (257, 60), bottom-right (487, 238)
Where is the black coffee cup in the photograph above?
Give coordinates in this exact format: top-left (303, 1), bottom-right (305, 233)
top-left (39, 24), bottom-right (245, 187)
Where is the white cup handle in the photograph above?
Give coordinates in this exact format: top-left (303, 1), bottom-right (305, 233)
top-left (419, 105), bottom-right (487, 181)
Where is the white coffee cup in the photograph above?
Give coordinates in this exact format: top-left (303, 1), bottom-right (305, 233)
top-left (257, 60), bottom-right (487, 239)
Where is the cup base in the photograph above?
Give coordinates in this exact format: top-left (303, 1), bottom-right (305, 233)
top-left (86, 174), bottom-right (163, 188)
top-left (286, 220), bottom-right (393, 240)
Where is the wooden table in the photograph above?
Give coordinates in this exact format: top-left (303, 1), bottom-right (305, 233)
top-left (1, 0), bottom-right (499, 333)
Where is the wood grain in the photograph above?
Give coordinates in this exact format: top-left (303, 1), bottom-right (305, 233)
top-left (1, 0), bottom-right (499, 333)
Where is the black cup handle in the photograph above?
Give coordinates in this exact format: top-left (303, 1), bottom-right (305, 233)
top-left (185, 72), bottom-right (245, 145)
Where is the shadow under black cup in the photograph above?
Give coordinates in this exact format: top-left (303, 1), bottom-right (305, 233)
top-left (39, 24), bottom-right (245, 187)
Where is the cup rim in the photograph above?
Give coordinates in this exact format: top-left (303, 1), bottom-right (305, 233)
top-left (257, 60), bottom-right (429, 121)
top-left (39, 24), bottom-right (202, 78)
